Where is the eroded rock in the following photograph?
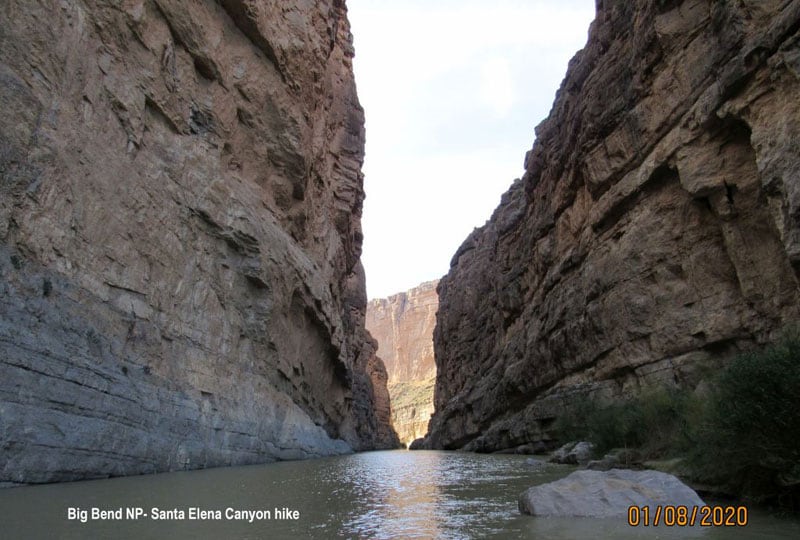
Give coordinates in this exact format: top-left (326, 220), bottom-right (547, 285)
top-left (425, 1), bottom-right (800, 452)
top-left (0, 0), bottom-right (397, 484)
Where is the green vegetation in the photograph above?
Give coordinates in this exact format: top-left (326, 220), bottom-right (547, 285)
top-left (554, 333), bottom-right (800, 507)
top-left (387, 378), bottom-right (436, 407)
top-left (689, 334), bottom-right (800, 504)
top-left (553, 386), bottom-right (696, 458)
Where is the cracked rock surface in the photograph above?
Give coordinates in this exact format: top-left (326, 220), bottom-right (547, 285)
top-left (424, 0), bottom-right (800, 451)
top-left (0, 0), bottom-right (397, 485)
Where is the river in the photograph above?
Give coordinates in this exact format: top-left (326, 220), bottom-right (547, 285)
top-left (1, 450), bottom-right (798, 539)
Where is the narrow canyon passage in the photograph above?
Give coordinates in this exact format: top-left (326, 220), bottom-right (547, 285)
top-left (2, 0), bottom-right (800, 538)
top-left (365, 280), bottom-right (438, 446)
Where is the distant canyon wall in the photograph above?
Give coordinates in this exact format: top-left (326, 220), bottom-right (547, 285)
top-left (366, 280), bottom-right (438, 445)
top-left (424, 0), bottom-right (800, 452)
top-left (0, 0), bottom-right (396, 485)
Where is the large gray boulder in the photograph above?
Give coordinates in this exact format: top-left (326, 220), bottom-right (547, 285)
top-left (519, 469), bottom-right (704, 517)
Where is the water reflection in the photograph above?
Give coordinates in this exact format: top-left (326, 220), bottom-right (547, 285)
top-left (0, 450), bottom-right (798, 539)
top-left (340, 451), bottom-right (445, 538)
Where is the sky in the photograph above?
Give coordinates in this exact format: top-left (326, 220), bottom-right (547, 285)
top-left (347, 0), bottom-right (597, 299)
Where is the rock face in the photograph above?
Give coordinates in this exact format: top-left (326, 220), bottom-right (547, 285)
top-left (384, 378), bottom-right (435, 446)
top-left (425, 1), bottom-right (800, 452)
top-left (367, 280), bottom-right (438, 383)
top-left (518, 469), bottom-right (704, 518)
top-left (366, 280), bottom-right (438, 445)
top-left (0, 0), bottom-right (397, 485)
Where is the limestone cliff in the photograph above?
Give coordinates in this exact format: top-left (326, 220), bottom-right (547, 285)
top-left (0, 0), bottom-right (397, 485)
top-left (366, 280), bottom-right (437, 445)
top-left (424, 0), bottom-right (800, 452)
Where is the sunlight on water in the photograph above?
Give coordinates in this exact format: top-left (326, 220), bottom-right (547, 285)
top-left (0, 450), bottom-right (798, 539)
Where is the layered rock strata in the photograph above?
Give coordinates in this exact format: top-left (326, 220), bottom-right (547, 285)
top-left (424, 0), bottom-right (800, 452)
top-left (366, 280), bottom-right (437, 445)
top-left (0, 0), bottom-right (396, 485)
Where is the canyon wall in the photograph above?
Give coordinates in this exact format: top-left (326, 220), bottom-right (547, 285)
top-left (0, 0), bottom-right (397, 485)
top-left (366, 280), bottom-right (437, 445)
top-left (424, 0), bottom-right (800, 452)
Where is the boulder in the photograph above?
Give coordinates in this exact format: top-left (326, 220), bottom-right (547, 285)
top-left (519, 469), bottom-right (704, 517)
top-left (549, 441), bottom-right (594, 465)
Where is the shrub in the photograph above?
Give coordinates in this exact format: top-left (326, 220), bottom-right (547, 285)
top-left (688, 334), bottom-right (800, 502)
top-left (553, 386), bottom-right (694, 457)
top-left (551, 394), bottom-right (595, 444)
top-left (553, 332), bottom-right (800, 507)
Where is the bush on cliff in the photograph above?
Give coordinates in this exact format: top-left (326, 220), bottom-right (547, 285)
top-left (554, 332), bottom-right (800, 506)
top-left (689, 333), bottom-right (800, 503)
top-left (553, 386), bottom-right (694, 458)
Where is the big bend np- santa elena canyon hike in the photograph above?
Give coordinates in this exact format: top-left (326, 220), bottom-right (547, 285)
top-left (2, 1), bottom-right (800, 539)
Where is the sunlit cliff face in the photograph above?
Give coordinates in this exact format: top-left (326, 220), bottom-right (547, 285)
top-left (366, 280), bottom-right (438, 445)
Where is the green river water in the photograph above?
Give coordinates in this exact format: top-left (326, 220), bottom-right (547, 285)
top-left (1, 450), bottom-right (798, 539)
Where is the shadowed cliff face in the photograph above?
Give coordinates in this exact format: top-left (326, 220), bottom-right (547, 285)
top-left (425, 0), bottom-right (800, 452)
top-left (0, 0), bottom-right (397, 485)
top-left (366, 280), bottom-right (438, 445)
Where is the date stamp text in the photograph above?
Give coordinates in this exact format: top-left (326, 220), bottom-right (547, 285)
top-left (627, 505), bottom-right (748, 527)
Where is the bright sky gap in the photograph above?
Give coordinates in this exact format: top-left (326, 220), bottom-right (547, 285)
top-left (348, 0), bottom-right (596, 299)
